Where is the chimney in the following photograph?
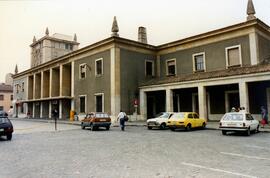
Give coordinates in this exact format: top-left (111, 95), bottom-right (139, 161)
top-left (138, 27), bottom-right (147, 44)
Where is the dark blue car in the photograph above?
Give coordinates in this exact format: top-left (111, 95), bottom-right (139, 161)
top-left (0, 111), bottom-right (13, 140)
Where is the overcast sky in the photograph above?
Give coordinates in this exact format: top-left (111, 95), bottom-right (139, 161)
top-left (0, 0), bottom-right (270, 83)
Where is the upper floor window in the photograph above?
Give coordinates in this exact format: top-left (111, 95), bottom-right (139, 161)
top-left (166, 59), bottom-right (176, 76)
top-left (0, 95), bottom-right (3, 100)
top-left (145, 60), bottom-right (154, 77)
top-left (225, 45), bottom-right (242, 68)
top-left (95, 93), bottom-right (104, 112)
top-left (22, 82), bottom-right (24, 92)
top-left (10, 95), bottom-right (13, 101)
top-left (65, 44), bottom-right (73, 50)
top-left (193, 52), bottom-right (205, 72)
top-left (79, 63), bottom-right (87, 79)
top-left (95, 58), bottom-right (103, 76)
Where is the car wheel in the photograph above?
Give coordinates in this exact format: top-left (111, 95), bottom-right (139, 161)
top-left (7, 134), bottom-right (12, 140)
top-left (106, 126), bottom-right (110, 130)
top-left (246, 128), bottom-right (251, 136)
top-left (160, 123), bottom-right (166, 130)
top-left (185, 124), bottom-right (191, 131)
top-left (81, 123), bottom-right (85, 129)
top-left (256, 125), bottom-right (260, 133)
top-left (222, 130), bottom-right (227, 135)
top-left (170, 128), bottom-right (175, 131)
top-left (201, 122), bottom-right (206, 129)
top-left (91, 124), bottom-right (95, 131)
top-left (147, 126), bottom-right (152, 130)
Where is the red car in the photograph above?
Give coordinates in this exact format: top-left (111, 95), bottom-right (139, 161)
top-left (0, 112), bottom-right (13, 140)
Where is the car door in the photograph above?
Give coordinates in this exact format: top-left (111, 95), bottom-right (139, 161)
top-left (246, 114), bottom-right (257, 130)
top-left (193, 113), bottom-right (200, 127)
top-left (187, 113), bottom-right (194, 128)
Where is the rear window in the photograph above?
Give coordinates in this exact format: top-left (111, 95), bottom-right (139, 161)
top-left (95, 113), bottom-right (109, 118)
top-left (156, 113), bottom-right (170, 118)
top-left (222, 114), bottom-right (243, 121)
top-left (170, 113), bottom-right (185, 120)
top-left (0, 117), bottom-right (9, 124)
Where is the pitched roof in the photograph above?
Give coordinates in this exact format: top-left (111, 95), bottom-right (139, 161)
top-left (0, 84), bottom-right (13, 92)
top-left (140, 64), bottom-right (270, 87)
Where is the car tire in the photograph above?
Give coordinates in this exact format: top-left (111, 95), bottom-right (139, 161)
top-left (170, 128), bottom-right (175, 131)
top-left (185, 124), bottom-right (191, 131)
top-left (201, 122), bottom-right (206, 129)
top-left (246, 128), bottom-right (251, 136)
top-left (147, 126), bottom-right (152, 130)
top-left (7, 134), bottom-right (12, 140)
top-left (106, 126), bottom-right (110, 130)
top-left (222, 130), bottom-right (227, 135)
top-left (256, 125), bottom-right (260, 133)
top-left (160, 123), bottom-right (166, 130)
top-left (91, 124), bottom-right (95, 131)
top-left (81, 123), bottom-right (85, 130)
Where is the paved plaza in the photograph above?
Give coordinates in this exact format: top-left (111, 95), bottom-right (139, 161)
top-left (1, 120), bottom-right (270, 178)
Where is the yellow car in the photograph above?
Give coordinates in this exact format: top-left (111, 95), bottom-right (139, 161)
top-left (167, 112), bottom-right (206, 131)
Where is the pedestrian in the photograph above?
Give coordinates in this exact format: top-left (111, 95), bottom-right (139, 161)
top-left (261, 106), bottom-right (268, 127)
top-left (52, 109), bottom-right (58, 131)
top-left (117, 110), bottom-right (127, 131)
top-left (231, 107), bottom-right (236, 112)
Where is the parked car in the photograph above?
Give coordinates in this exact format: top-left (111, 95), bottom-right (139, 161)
top-left (147, 112), bottom-right (173, 130)
top-left (219, 111), bottom-right (259, 136)
top-left (0, 111), bottom-right (13, 140)
top-left (81, 112), bottom-right (111, 131)
top-left (167, 112), bottom-right (206, 131)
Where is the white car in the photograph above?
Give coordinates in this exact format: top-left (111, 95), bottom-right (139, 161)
top-left (219, 111), bottom-right (260, 136)
top-left (147, 112), bottom-right (173, 130)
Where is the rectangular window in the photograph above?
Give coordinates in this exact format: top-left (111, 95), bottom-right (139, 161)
top-left (145, 60), bottom-right (154, 76)
top-left (65, 44), bottom-right (69, 50)
top-left (22, 82), bottom-right (24, 92)
top-left (10, 95), bottom-right (13, 101)
top-left (226, 45), bottom-right (242, 67)
top-left (0, 95), bottom-right (3, 100)
top-left (79, 64), bottom-right (86, 79)
top-left (0, 106), bottom-right (3, 111)
top-left (79, 96), bottom-right (86, 113)
top-left (95, 93), bottom-right (104, 112)
top-left (95, 59), bottom-right (103, 76)
top-left (193, 53), bottom-right (205, 72)
top-left (16, 84), bottom-right (19, 93)
top-left (166, 59), bottom-right (176, 76)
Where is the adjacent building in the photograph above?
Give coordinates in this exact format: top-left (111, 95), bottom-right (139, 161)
top-left (0, 84), bottom-right (13, 113)
top-left (13, 0), bottom-right (270, 121)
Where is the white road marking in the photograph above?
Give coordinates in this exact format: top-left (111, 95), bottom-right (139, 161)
top-left (182, 162), bottom-right (257, 178)
top-left (245, 145), bottom-right (270, 151)
top-left (220, 152), bottom-right (270, 161)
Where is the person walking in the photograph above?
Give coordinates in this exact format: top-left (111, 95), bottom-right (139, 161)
top-left (261, 106), bottom-right (268, 128)
top-left (52, 109), bottom-right (58, 131)
top-left (117, 110), bottom-right (127, 131)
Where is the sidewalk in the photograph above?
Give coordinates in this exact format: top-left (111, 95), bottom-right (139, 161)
top-left (10, 117), bottom-right (270, 132)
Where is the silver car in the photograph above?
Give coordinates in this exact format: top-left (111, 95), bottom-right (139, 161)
top-left (147, 112), bottom-right (173, 130)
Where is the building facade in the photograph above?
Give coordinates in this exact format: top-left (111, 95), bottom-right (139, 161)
top-left (13, 0), bottom-right (270, 121)
top-left (0, 84), bottom-right (13, 113)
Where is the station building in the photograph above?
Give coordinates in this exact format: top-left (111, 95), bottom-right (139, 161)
top-left (13, 0), bottom-right (270, 121)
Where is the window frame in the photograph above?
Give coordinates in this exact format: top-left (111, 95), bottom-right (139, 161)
top-left (94, 93), bottom-right (104, 112)
top-left (95, 58), bottom-right (103, 77)
top-left (145, 60), bottom-right (154, 77)
top-left (79, 63), bottom-right (87, 79)
top-left (225, 45), bottom-right (242, 68)
top-left (0, 95), bottom-right (3, 100)
top-left (166, 58), bottom-right (177, 76)
top-left (192, 52), bottom-right (206, 72)
top-left (79, 95), bottom-right (87, 113)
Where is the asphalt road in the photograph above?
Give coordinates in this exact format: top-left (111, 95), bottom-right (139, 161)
top-left (1, 120), bottom-right (270, 178)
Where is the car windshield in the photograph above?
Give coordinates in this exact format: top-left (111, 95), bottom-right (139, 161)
top-left (0, 117), bottom-right (9, 124)
top-left (156, 113), bottom-right (170, 118)
top-left (222, 113), bottom-right (243, 121)
top-left (170, 113), bottom-right (185, 120)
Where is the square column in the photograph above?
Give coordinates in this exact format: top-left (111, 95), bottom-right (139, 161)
top-left (139, 90), bottom-right (147, 120)
top-left (49, 101), bottom-right (52, 119)
top-left (239, 81), bottom-right (249, 112)
top-left (49, 68), bottom-right (53, 97)
top-left (60, 65), bottom-right (63, 96)
top-left (166, 89), bottom-right (173, 112)
top-left (41, 72), bottom-right (44, 98)
top-left (32, 103), bottom-right (35, 118)
top-left (198, 85), bottom-right (207, 120)
top-left (40, 102), bottom-right (43, 118)
top-left (59, 100), bottom-right (62, 119)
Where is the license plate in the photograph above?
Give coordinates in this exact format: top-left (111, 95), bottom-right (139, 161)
top-left (227, 123), bottom-right (236, 126)
top-left (0, 128), bottom-right (4, 132)
top-left (100, 119), bottom-right (106, 122)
